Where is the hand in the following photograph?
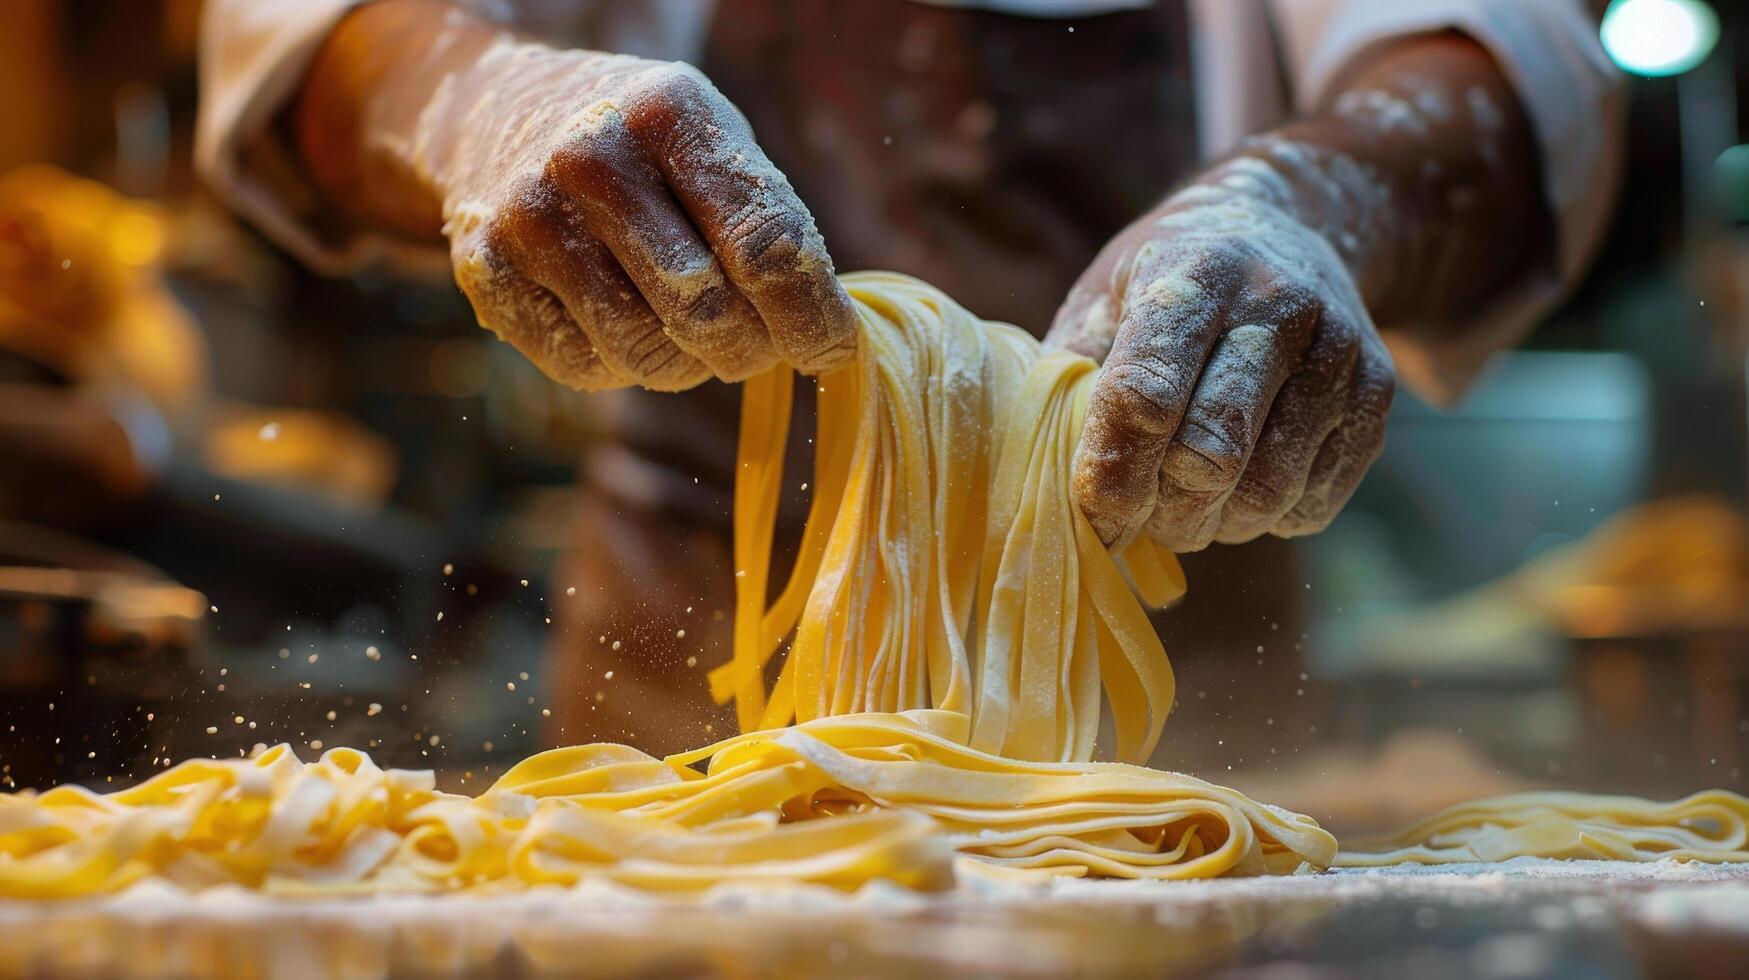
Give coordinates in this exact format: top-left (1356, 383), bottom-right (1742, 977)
top-left (325, 17), bottom-right (861, 392)
top-left (1047, 185), bottom-right (1395, 552)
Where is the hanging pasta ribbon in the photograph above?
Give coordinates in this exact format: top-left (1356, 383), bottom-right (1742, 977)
top-left (709, 272), bottom-right (1183, 764)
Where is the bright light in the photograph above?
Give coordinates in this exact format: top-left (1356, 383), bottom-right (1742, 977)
top-left (1601, 0), bottom-right (1720, 77)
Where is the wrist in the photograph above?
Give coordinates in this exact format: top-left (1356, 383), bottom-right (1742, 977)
top-left (293, 0), bottom-right (506, 242)
top-left (395, 39), bottom-right (677, 240)
top-left (1265, 35), bottom-right (1550, 334)
top-left (1181, 130), bottom-right (1400, 304)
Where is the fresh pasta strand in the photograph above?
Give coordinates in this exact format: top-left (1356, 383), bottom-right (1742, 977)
top-left (6, 721), bottom-right (1746, 900)
top-left (709, 272), bottom-right (1182, 764)
top-left (0, 711), bottom-right (1338, 899)
top-left (1334, 789), bottom-right (1749, 866)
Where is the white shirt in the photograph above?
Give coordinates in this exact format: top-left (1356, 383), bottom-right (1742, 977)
top-left (197, 0), bottom-right (1623, 397)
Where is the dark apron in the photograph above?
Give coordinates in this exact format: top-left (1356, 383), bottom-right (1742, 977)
top-left (545, 1), bottom-right (1303, 768)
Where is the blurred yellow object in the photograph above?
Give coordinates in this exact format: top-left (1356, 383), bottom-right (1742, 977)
top-left (0, 166), bottom-right (205, 414)
top-left (1515, 496), bottom-right (1749, 636)
top-left (203, 404), bottom-right (398, 510)
top-left (1357, 495), bottom-right (1749, 676)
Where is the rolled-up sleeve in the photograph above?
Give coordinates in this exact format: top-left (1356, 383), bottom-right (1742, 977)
top-left (196, 0), bottom-right (446, 274)
top-left (1271, 0), bottom-right (1626, 399)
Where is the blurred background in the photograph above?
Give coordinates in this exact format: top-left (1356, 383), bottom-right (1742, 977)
top-left (0, 0), bottom-right (1742, 834)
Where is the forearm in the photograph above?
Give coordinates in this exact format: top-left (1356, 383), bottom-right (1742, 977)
top-left (1198, 33), bottom-right (1552, 339)
top-left (292, 0), bottom-right (503, 242)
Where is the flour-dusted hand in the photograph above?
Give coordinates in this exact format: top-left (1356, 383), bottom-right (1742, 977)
top-left (295, 2), bottom-right (859, 392)
top-left (1048, 185), bottom-right (1394, 553)
top-left (423, 51), bottom-right (858, 390)
top-left (1045, 27), bottom-right (1583, 554)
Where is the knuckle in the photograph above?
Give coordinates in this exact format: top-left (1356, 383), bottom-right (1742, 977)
top-left (1248, 276), bottom-right (1316, 320)
top-left (1071, 448), bottom-right (1151, 544)
top-left (1349, 413), bottom-right (1389, 468)
top-left (616, 63), bottom-right (679, 104)
top-left (1228, 466), bottom-right (1295, 519)
top-left (1144, 504), bottom-right (1219, 554)
top-left (621, 64), bottom-right (724, 141)
top-left (451, 233), bottom-right (517, 300)
top-left (622, 63), bottom-right (745, 154)
top-left (1218, 322), bottom-right (1283, 365)
top-left (1212, 521), bottom-right (1268, 547)
top-left (1274, 503), bottom-right (1336, 539)
top-left (1057, 294), bottom-right (1119, 361)
top-left (678, 279), bottom-right (738, 326)
top-left (1094, 359), bottom-right (1187, 436)
top-left (479, 283), bottom-right (568, 360)
top-left (1129, 265), bottom-right (1225, 342)
top-left (1323, 321), bottom-right (1365, 363)
top-left (1293, 325), bottom-right (1366, 403)
top-left (1134, 276), bottom-right (1209, 328)
top-left (724, 206), bottom-right (815, 281)
top-left (802, 335), bottom-right (858, 374)
top-left (613, 328), bottom-right (704, 390)
top-left (545, 135), bottom-right (631, 194)
top-left (1162, 421), bottom-right (1246, 494)
top-left (1348, 355), bottom-right (1397, 420)
top-left (1072, 435), bottom-right (1126, 488)
top-left (541, 337), bottom-right (612, 391)
top-left (644, 62), bottom-right (711, 105)
top-left (1213, 497), bottom-right (1278, 544)
top-left (1192, 243), bottom-right (1247, 284)
top-left (570, 368), bottom-right (627, 393)
top-left (788, 303), bottom-right (860, 373)
top-left (508, 168), bottom-right (566, 214)
top-left (616, 320), bottom-right (673, 369)
top-left (1369, 357), bottom-right (1398, 406)
top-left (482, 197), bottom-right (551, 258)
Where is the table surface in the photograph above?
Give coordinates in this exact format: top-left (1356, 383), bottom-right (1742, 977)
top-left (3, 860), bottom-right (1747, 978)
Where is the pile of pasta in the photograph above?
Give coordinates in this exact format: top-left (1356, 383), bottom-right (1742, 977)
top-left (0, 711), bottom-right (1338, 898)
top-left (0, 271), bottom-right (1745, 902)
top-left (1336, 789), bottom-right (1749, 867)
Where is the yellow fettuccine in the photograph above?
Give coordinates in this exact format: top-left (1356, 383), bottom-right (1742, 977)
top-left (0, 712), bottom-right (1338, 898)
top-left (710, 272), bottom-right (1182, 764)
top-left (1335, 789), bottom-right (1749, 866)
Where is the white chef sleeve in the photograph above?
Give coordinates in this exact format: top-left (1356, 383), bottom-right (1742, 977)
top-left (196, 0), bottom-right (447, 275)
top-left (1270, 0), bottom-right (1626, 401)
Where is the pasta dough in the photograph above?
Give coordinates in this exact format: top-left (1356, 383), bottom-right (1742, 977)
top-left (1335, 790), bottom-right (1749, 866)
